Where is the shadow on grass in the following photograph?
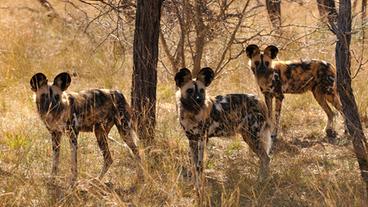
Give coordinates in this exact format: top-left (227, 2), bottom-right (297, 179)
top-left (45, 178), bottom-right (139, 206)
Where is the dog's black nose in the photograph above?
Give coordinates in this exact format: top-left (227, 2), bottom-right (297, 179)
top-left (256, 65), bottom-right (268, 76)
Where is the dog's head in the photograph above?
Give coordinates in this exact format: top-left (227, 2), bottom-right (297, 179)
top-left (30, 72), bottom-right (71, 115)
top-left (245, 44), bottom-right (279, 77)
top-left (175, 67), bottom-right (214, 113)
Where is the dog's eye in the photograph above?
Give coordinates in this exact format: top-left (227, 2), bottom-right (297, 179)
top-left (199, 89), bottom-right (205, 93)
top-left (265, 61), bottom-right (270, 67)
top-left (255, 61), bottom-right (260, 66)
top-left (187, 88), bottom-right (193, 94)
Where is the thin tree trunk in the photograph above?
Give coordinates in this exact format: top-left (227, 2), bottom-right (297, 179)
top-left (174, 0), bottom-right (187, 70)
top-left (316, 0), bottom-right (337, 24)
top-left (192, 0), bottom-right (206, 76)
top-left (159, 29), bottom-right (178, 71)
top-left (363, 0), bottom-right (367, 24)
top-left (132, 0), bottom-right (163, 142)
top-left (334, 0), bottom-right (368, 195)
top-left (159, 0), bottom-right (187, 74)
top-left (266, 0), bottom-right (281, 30)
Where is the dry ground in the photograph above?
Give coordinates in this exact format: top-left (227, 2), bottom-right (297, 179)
top-left (0, 0), bottom-right (368, 206)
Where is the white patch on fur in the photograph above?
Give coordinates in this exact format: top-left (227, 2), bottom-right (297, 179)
top-left (219, 97), bottom-right (228, 104)
top-left (248, 59), bottom-right (252, 67)
top-left (72, 113), bottom-right (79, 127)
top-left (214, 103), bottom-right (223, 112)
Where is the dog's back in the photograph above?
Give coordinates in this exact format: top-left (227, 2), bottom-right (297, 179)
top-left (272, 59), bottom-right (336, 94)
top-left (208, 94), bottom-right (269, 134)
top-left (67, 89), bottom-right (132, 132)
top-left (208, 94), bottom-right (272, 153)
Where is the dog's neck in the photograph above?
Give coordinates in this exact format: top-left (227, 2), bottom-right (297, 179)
top-left (37, 93), bottom-right (69, 125)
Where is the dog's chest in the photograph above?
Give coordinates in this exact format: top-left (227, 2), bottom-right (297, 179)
top-left (42, 112), bottom-right (69, 132)
top-left (258, 72), bottom-right (282, 95)
top-left (179, 110), bottom-right (207, 137)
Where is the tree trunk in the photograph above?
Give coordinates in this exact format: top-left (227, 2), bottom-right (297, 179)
top-left (192, 0), bottom-right (206, 76)
top-left (363, 0), bottom-right (367, 24)
top-left (266, 0), bottom-right (281, 30)
top-left (316, 0), bottom-right (337, 23)
top-left (132, 0), bottom-right (163, 142)
top-left (334, 0), bottom-right (368, 194)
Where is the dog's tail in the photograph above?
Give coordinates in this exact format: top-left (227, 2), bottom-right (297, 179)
top-left (259, 100), bottom-right (273, 155)
top-left (113, 90), bottom-right (140, 144)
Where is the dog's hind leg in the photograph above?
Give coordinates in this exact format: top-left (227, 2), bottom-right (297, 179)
top-left (95, 123), bottom-right (113, 180)
top-left (241, 131), bottom-right (271, 180)
top-left (115, 121), bottom-right (140, 159)
top-left (67, 128), bottom-right (79, 185)
top-left (113, 91), bottom-right (140, 158)
top-left (273, 96), bottom-right (283, 141)
top-left (326, 92), bottom-right (348, 134)
top-left (312, 87), bottom-right (337, 141)
top-left (189, 139), bottom-right (207, 198)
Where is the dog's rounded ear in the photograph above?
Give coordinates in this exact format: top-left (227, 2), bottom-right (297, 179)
top-left (264, 45), bottom-right (279, 59)
top-left (175, 68), bottom-right (192, 88)
top-left (197, 67), bottom-right (215, 87)
top-left (30, 73), bottom-right (48, 92)
top-left (53, 72), bottom-right (71, 91)
top-left (245, 44), bottom-right (260, 58)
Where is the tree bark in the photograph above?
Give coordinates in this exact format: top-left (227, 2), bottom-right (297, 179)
top-left (132, 0), bottom-right (163, 142)
top-left (266, 0), bottom-right (281, 30)
top-left (316, 0), bottom-right (337, 24)
top-left (334, 0), bottom-right (368, 194)
top-left (363, 0), bottom-right (367, 24)
top-left (192, 0), bottom-right (206, 76)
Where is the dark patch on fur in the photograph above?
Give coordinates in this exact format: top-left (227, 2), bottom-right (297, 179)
top-left (271, 72), bottom-right (283, 99)
top-left (285, 61), bottom-right (312, 79)
top-left (180, 96), bottom-right (204, 114)
top-left (318, 62), bottom-right (335, 94)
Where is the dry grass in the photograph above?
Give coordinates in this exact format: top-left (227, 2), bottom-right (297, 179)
top-left (0, 0), bottom-right (368, 206)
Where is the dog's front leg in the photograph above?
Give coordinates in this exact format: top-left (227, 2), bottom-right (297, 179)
top-left (264, 93), bottom-right (273, 118)
top-left (273, 96), bottom-right (284, 140)
top-left (51, 131), bottom-right (62, 177)
top-left (68, 128), bottom-right (79, 186)
top-left (189, 138), bottom-right (206, 197)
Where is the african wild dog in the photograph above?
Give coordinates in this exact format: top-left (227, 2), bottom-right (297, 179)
top-left (245, 44), bottom-right (346, 141)
top-left (175, 67), bottom-right (272, 191)
top-left (30, 72), bottom-right (140, 184)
